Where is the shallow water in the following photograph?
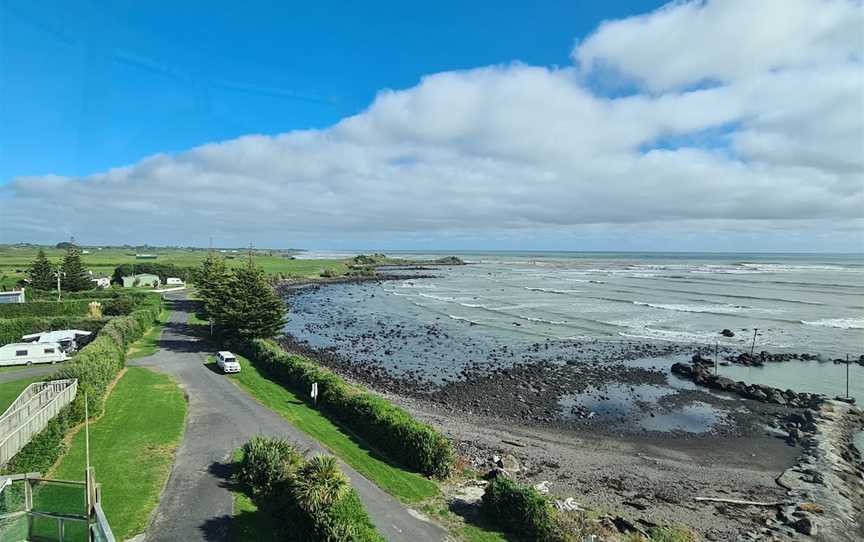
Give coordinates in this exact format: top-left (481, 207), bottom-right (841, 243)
top-left (558, 383), bottom-right (726, 433)
top-left (286, 251), bottom-right (863, 396)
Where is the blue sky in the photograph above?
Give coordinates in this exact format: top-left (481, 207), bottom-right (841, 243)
top-left (0, 0), bottom-right (663, 184)
top-left (0, 0), bottom-right (861, 251)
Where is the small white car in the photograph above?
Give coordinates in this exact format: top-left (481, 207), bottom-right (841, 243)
top-left (216, 351), bottom-right (241, 373)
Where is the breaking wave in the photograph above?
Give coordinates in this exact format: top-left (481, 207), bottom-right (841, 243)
top-left (801, 318), bottom-right (864, 330)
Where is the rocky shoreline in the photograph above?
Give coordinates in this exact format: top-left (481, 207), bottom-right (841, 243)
top-left (275, 273), bottom-right (862, 540)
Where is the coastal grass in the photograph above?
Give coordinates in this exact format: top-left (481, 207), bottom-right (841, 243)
top-left (210, 354), bottom-right (439, 503)
top-left (0, 375), bottom-right (45, 411)
top-left (41, 367), bottom-right (187, 540)
top-left (126, 308), bottom-right (170, 359)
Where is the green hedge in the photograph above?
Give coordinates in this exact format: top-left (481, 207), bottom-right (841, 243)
top-left (2, 298), bottom-right (162, 474)
top-left (0, 316), bottom-right (108, 346)
top-left (241, 339), bottom-right (454, 478)
top-left (481, 477), bottom-right (569, 542)
top-left (0, 300), bottom-right (94, 318)
top-left (26, 289), bottom-right (157, 301)
top-left (238, 436), bottom-right (383, 542)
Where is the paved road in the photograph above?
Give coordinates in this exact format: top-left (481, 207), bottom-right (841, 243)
top-left (0, 364), bottom-right (58, 384)
top-left (131, 293), bottom-right (447, 542)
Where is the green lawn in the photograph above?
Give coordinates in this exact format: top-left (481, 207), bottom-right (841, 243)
top-left (43, 367), bottom-right (187, 540)
top-left (212, 354), bottom-right (438, 504)
top-left (0, 375), bottom-right (46, 412)
top-left (126, 308), bottom-right (170, 359)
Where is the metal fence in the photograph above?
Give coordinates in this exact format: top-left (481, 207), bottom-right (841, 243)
top-left (0, 379), bottom-right (78, 466)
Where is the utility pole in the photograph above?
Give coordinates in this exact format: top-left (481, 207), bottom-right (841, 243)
top-left (714, 342), bottom-right (719, 376)
top-left (847, 354), bottom-right (850, 399)
top-left (750, 328), bottom-right (758, 356)
top-left (248, 242), bottom-right (254, 266)
top-left (54, 270), bottom-right (64, 301)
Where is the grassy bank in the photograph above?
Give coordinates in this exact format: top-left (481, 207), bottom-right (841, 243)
top-left (126, 308), bottom-right (170, 359)
top-left (212, 354), bottom-right (438, 503)
top-left (44, 367), bottom-right (186, 539)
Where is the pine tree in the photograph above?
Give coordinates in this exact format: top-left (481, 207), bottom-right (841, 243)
top-left (217, 262), bottom-right (286, 340)
top-left (59, 246), bottom-right (92, 291)
top-left (195, 251), bottom-right (230, 317)
top-left (27, 249), bottom-right (55, 290)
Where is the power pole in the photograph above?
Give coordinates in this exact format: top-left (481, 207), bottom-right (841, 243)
top-left (54, 270), bottom-right (64, 301)
top-left (750, 328), bottom-right (758, 356)
top-left (714, 342), bottom-right (719, 376)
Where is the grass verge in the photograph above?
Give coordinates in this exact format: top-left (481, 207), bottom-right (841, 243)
top-left (0, 375), bottom-right (46, 411)
top-left (209, 354), bottom-right (438, 503)
top-left (44, 367), bottom-right (187, 540)
top-left (126, 308), bottom-right (169, 359)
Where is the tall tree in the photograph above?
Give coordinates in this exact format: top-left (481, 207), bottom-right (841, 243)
top-left (216, 262), bottom-right (286, 340)
top-left (59, 246), bottom-right (92, 291)
top-left (27, 249), bottom-right (55, 290)
top-left (195, 251), bottom-right (230, 317)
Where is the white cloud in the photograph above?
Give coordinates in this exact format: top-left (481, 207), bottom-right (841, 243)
top-left (1, 0), bottom-right (862, 249)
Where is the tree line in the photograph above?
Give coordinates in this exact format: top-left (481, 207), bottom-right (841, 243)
top-left (194, 251), bottom-right (286, 340)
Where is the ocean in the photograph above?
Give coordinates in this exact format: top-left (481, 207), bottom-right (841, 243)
top-left (287, 251), bottom-right (863, 401)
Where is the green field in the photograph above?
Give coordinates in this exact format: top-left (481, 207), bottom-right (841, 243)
top-left (43, 367), bottom-right (187, 540)
top-left (210, 354), bottom-right (439, 504)
top-left (0, 245), bottom-right (348, 285)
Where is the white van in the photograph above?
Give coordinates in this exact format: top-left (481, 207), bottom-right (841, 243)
top-left (216, 351), bottom-right (241, 373)
top-left (0, 342), bottom-right (68, 367)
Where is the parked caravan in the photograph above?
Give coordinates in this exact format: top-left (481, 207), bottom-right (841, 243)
top-left (20, 329), bottom-right (92, 353)
top-left (0, 342), bottom-right (68, 367)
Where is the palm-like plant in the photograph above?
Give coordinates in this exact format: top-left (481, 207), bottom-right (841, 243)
top-left (292, 455), bottom-right (349, 513)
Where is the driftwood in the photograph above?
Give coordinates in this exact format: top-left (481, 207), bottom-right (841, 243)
top-left (695, 496), bottom-right (783, 507)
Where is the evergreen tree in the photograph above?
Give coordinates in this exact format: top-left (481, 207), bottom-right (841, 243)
top-left (195, 251), bottom-right (230, 317)
top-left (27, 249), bottom-right (55, 290)
top-left (216, 262), bottom-right (286, 340)
top-left (59, 246), bottom-right (92, 291)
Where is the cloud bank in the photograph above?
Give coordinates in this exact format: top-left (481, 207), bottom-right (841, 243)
top-left (2, 0), bottom-right (862, 249)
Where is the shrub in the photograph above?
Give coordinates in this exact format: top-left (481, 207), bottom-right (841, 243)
top-left (102, 297), bottom-right (135, 316)
top-left (238, 435), bottom-right (304, 497)
top-left (319, 268), bottom-right (337, 278)
top-left (241, 339), bottom-right (454, 478)
top-left (481, 476), bottom-right (569, 542)
top-left (0, 300), bottom-right (93, 318)
top-left (236, 437), bottom-right (383, 542)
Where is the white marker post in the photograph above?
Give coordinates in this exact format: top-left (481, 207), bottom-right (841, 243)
top-left (311, 382), bottom-right (318, 406)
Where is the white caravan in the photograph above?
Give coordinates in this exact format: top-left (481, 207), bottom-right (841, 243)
top-left (20, 329), bottom-right (92, 353)
top-left (0, 342), bottom-right (68, 367)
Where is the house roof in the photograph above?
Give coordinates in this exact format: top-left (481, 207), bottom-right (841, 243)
top-left (122, 274), bottom-right (160, 280)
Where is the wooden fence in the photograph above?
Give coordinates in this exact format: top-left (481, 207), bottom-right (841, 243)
top-left (0, 379), bottom-right (77, 466)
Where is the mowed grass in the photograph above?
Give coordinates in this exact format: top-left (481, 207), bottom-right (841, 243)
top-left (127, 308), bottom-right (170, 359)
top-left (211, 354), bottom-right (439, 503)
top-left (0, 375), bottom-right (46, 411)
top-left (46, 367), bottom-right (187, 540)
